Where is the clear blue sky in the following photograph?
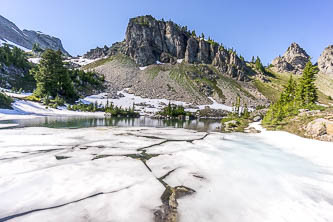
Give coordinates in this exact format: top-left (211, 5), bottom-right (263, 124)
top-left (1, 0), bottom-right (332, 64)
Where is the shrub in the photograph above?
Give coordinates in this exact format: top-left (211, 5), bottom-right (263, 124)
top-left (0, 92), bottom-right (13, 109)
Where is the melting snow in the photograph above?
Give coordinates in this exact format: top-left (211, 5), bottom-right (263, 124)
top-left (0, 39), bottom-right (31, 52)
top-left (0, 127), bottom-right (332, 221)
top-left (28, 57), bottom-right (41, 64)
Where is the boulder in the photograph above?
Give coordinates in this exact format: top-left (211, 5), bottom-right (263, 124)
top-left (253, 116), bottom-right (262, 122)
top-left (246, 127), bottom-right (261, 133)
top-left (305, 118), bottom-right (333, 138)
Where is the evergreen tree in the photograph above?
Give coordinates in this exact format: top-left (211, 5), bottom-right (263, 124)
top-left (31, 49), bottom-right (77, 102)
top-left (280, 75), bottom-right (297, 104)
top-left (255, 56), bottom-right (265, 73)
top-left (32, 43), bottom-right (43, 53)
top-left (263, 62), bottom-right (319, 126)
top-left (251, 56), bottom-right (255, 63)
top-left (296, 61), bottom-right (318, 106)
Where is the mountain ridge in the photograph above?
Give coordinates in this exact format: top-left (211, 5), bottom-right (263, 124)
top-left (84, 15), bottom-right (252, 81)
top-left (0, 15), bottom-right (70, 56)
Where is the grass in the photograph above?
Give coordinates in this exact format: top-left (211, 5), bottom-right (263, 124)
top-left (253, 80), bottom-right (280, 102)
top-left (24, 95), bottom-right (41, 102)
top-left (253, 69), bottom-right (302, 103)
top-left (221, 115), bottom-right (250, 132)
top-left (254, 69), bottom-right (333, 106)
top-left (169, 63), bottom-right (226, 101)
top-left (82, 57), bottom-right (114, 70)
top-left (265, 107), bottom-right (333, 138)
top-left (83, 54), bottom-right (136, 70)
top-left (146, 65), bottom-right (170, 79)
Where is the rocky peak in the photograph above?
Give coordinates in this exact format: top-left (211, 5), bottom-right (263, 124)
top-left (0, 15), bottom-right (69, 56)
top-left (318, 45), bottom-right (333, 76)
top-left (271, 42), bottom-right (310, 74)
top-left (123, 15), bottom-right (250, 80)
top-left (83, 41), bottom-right (126, 59)
top-left (125, 15), bottom-right (189, 66)
top-left (83, 15), bottom-right (251, 81)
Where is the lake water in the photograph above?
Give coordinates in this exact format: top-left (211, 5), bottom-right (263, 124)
top-left (0, 116), bottom-right (222, 132)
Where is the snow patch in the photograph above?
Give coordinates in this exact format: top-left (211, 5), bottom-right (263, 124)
top-left (0, 39), bottom-right (31, 52)
top-left (66, 57), bottom-right (101, 66)
top-left (28, 57), bottom-right (41, 64)
top-left (84, 90), bottom-right (233, 116)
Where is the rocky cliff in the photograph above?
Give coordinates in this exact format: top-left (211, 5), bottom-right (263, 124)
top-left (271, 42), bottom-right (310, 74)
top-left (0, 15), bottom-right (70, 56)
top-left (318, 45), bottom-right (333, 76)
top-left (84, 15), bottom-right (251, 81)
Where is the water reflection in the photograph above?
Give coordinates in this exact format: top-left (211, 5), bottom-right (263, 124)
top-left (1, 116), bottom-right (222, 132)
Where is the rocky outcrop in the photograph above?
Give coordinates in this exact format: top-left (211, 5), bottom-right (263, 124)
top-left (0, 63), bottom-right (35, 92)
top-left (0, 15), bottom-right (69, 56)
top-left (83, 42), bottom-right (126, 59)
top-left (318, 45), bottom-right (333, 76)
top-left (271, 42), bottom-right (310, 74)
top-left (124, 16), bottom-right (251, 80)
top-left (84, 15), bottom-right (251, 81)
top-left (305, 118), bottom-right (333, 142)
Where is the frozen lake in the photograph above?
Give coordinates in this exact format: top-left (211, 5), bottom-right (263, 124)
top-left (0, 123), bottom-right (332, 221)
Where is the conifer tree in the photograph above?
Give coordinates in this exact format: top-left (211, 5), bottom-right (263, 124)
top-left (296, 61), bottom-right (318, 106)
top-left (255, 56), bottom-right (265, 73)
top-left (31, 49), bottom-right (77, 102)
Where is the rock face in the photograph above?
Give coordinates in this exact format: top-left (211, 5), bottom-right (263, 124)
top-left (83, 42), bottom-right (126, 59)
top-left (84, 15), bottom-right (251, 81)
top-left (0, 15), bottom-right (69, 56)
top-left (305, 118), bottom-right (333, 142)
top-left (318, 45), bottom-right (333, 76)
top-left (271, 43), bottom-right (310, 74)
top-left (0, 63), bottom-right (36, 92)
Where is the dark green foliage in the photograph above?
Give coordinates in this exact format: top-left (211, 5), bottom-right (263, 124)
top-left (221, 97), bottom-right (251, 132)
top-left (0, 92), bottom-right (13, 109)
top-left (328, 96), bottom-right (332, 100)
top-left (263, 62), bottom-right (319, 126)
top-left (69, 69), bottom-right (104, 94)
top-left (191, 30), bottom-right (197, 37)
top-left (255, 56), bottom-right (265, 73)
top-left (31, 49), bottom-right (78, 103)
top-left (32, 43), bottom-right (44, 54)
top-left (68, 101), bottom-right (139, 117)
top-left (296, 61), bottom-right (318, 106)
top-left (159, 103), bottom-right (193, 118)
top-left (68, 102), bottom-right (104, 112)
top-left (232, 96), bottom-right (241, 114)
top-left (263, 75), bottom-right (298, 125)
top-left (105, 102), bottom-right (139, 117)
top-left (0, 45), bottom-right (30, 70)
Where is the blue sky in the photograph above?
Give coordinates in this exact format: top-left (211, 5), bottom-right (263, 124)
top-left (1, 0), bottom-right (332, 64)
